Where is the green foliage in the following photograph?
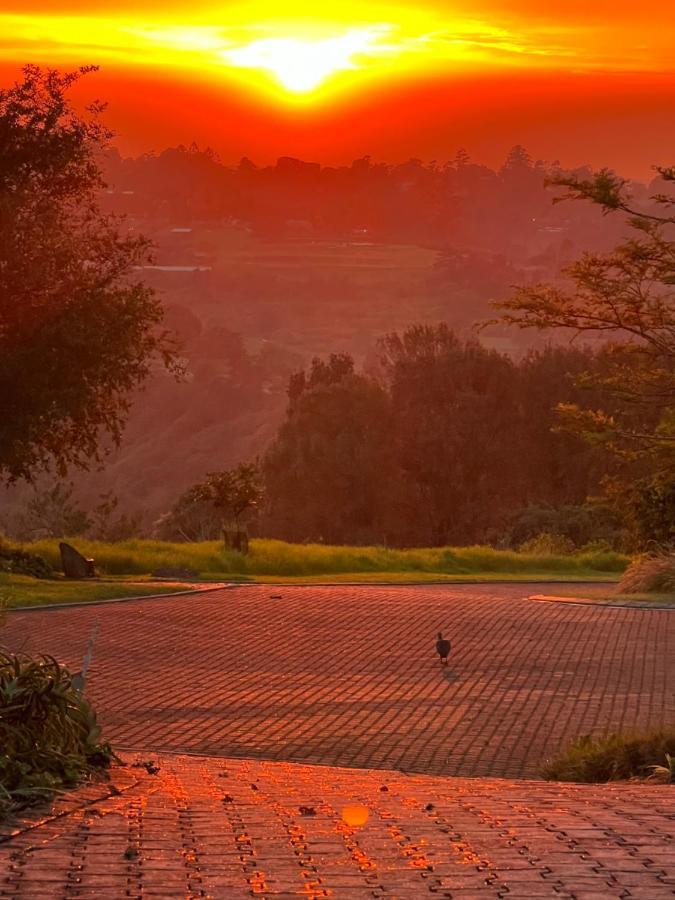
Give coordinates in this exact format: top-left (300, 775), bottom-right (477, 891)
top-left (0, 573), bottom-right (187, 610)
top-left (264, 354), bottom-right (393, 544)
top-left (9, 484), bottom-right (142, 543)
top-left (518, 532), bottom-right (575, 555)
top-left (262, 331), bottom-right (607, 546)
top-left (87, 491), bottom-right (141, 542)
top-left (14, 537), bottom-right (628, 579)
top-left (194, 463), bottom-right (263, 530)
top-left (618, 552), bottom-right (675, 595)
top-left (629, 475), bottom-right (675, 547)
top-left (647, 753), bottom-right (675, 784)
top-left (542, 728), bottom-right (675, 782)
top-left (156, 464), bottom-right (263, 541)
top-left (494, 164), bottom-right (675, 478)
top-left (0, 536), bottom-right (52, 578)
top-left (13, 482), bottom-right (90, 540)
top-left (0, 66), bottom-right (178, 483)
top-left (154, 485), bottom-right (222, 541)
top-left (508, 504), bottom-right (621, 550)
top-left (0, 650), bottom-right (115, 817)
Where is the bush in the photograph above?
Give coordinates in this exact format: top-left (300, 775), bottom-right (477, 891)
top-left (519, 532), bottom-right (576, 555)
top-left (0, 537), bottom-right (52, 578)
top-left (542, 729), bottom-right (675, 782)
top-left (508, 504), bottom-right (621, 550)
top-left (0, 650), bottom-right (114, 818)
top-left (618, 553), bottom-right (675, 595)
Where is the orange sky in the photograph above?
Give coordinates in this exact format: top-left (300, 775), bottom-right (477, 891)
top-left (2, 1), bottom-right (674, 175)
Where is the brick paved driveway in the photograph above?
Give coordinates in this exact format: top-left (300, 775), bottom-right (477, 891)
top-left (3, 585), bottom-right (674, 778)
top-left (2, 754), bottom-right (673, 898)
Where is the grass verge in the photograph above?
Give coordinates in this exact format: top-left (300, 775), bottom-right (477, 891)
top-left (1, 573), bottom-right (191, 610)
top-left (16, 537), bottom-right (628, 580)
top-left (236, 572), bottom-right (620, 584)
top-left (533, 586), bottom-right (675, 607)
top-left (542, 729), bottom-right (675, 782)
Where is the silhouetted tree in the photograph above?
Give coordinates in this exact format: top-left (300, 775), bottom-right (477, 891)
top-left (379, 325), bottom-right (521, 544)
top-left (260, 330), bottom-right (614, 547)
top-left (196, 463), bottom-right (263, 532)
top-left (496, 165), bottom-right (675, 470)
top-left (0, 66), bottom-right (178, 482)
top-left (263, 355), bottom-right (394, 543)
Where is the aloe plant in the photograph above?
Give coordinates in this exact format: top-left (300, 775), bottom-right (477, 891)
top-left (647, 753), bottom-right (675, 784)
top-left (0, 650), bottom-right (115, 818)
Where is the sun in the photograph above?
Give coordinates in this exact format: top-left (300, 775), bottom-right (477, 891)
top-left (222, 27), bottom-right (392, 94)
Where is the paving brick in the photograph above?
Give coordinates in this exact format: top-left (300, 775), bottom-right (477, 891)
top-left (3, 584), bottom-right (673, 779)
top-left (1, 586), bottom-right (674, 897)
top-left (1, 755), bottom-right (673, 898)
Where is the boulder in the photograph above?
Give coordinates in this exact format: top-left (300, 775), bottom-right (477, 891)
top-left (59, 542), bottom-right (96, 579)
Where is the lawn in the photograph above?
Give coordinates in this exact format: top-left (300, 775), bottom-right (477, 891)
top-left (0, 573), bottom-right (190, 610)
top-left (16, 537), bottom-right (627, 580)
top-left (534, 585), bottom-right (675, 608)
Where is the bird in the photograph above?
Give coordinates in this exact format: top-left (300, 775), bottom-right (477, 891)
top-left (435, 632), bottom-right (451, 665)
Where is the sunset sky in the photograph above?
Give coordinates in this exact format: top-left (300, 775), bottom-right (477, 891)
top-left (2, 1), bottom-right (674, 175)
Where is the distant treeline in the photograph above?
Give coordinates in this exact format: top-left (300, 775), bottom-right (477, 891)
top-left (259, 326), bottom-right (654, 548)
top-left (101, 144), bottom-right (661, 255)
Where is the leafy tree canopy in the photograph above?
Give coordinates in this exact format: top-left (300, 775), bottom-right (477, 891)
top-left (0, 66), bottom-right (178, 482)
top-left (494, 166), bottom-right (675, 473)
top-left (193, 463), bottom-right (263, 530)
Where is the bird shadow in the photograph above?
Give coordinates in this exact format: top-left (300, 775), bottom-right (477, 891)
top-left (440, 667), bottom-right (459, 684)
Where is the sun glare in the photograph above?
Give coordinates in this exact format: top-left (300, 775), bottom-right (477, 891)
top-left (0, 5), bottom-right (671, 109)
top-left (222, 28), bottom-right (391, 94)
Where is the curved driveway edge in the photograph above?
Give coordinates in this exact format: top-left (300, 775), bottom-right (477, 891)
top-left (7, 583), bottom-right (232, 613)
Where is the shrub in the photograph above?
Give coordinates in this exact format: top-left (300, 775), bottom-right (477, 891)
top-left (508, 504), bottom-right (620, 550)
top-left (618, 552), bottom-right (675, 595)
top-left (0, 650), bottom-right (115, 818)
top-left (0, 537), bottom-right (52, 578)
top-left (542, 729), bottom-right (675, 782)
top-left (519, 532), bottom-right (576, 555)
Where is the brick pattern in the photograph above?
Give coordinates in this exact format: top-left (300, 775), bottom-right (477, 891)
top-left (3, 585), bottom-right (674, 778)
top-left (1, 754), bottom-right (673, 899)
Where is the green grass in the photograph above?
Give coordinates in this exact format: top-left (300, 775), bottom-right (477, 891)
top-left (0, 573), bottom-right (188, 610)
top-left (241, 571), bottom-right (621, 584)
top-left (535, 586), bottom-right (675, 607)
top-left (542, 729), bottom-right (675, 782)
top-left (17, 537), bottom-right (627, 580)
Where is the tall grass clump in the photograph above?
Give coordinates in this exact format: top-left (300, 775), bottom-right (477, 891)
top-left (618, 552), bottom-right (675, 595)
top-left (17, 537), bottom-right (628, 579)
top-left (0, 651), bottom-right (115, 818)
top-left (542, 729), bottom-right (675, 783)
top-left (26, 538), bottom-right (233, 577)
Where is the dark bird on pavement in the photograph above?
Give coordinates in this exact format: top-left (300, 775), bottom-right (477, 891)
top-left (436, 632), bottom-right (451, 665)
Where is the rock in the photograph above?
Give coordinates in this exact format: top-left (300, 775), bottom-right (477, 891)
top-left (151, 566), bottom-right (197, 579)
top-left (59, 542), bottom-right (96, 579)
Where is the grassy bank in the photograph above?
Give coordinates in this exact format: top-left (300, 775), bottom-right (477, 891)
top-left (535, 586), bottom-right (675, 607)
top-left (18, 537), bottom-right (627, 580)
top-left (542, 729), bottom-right (675, 782)
top-left (0, 573), bottom-right (189, 610)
